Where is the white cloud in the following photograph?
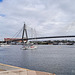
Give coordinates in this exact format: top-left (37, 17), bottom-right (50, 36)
top-left (0, 0), bottom-right (75, 40)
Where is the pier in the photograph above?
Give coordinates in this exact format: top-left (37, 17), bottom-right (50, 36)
top-left (0, 63), bottom-right (55, 75)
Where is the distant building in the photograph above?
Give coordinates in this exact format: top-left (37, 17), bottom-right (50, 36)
top-left (4, 38), bottom-right (22, 42)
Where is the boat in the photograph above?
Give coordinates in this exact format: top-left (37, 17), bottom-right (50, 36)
top-left (0, 43), bottom-right (10, 47)
top-left (66, 42), bottom-right (74, 45)
top-left (22, 43), bottom-right (37, 50)
top-left (21, 23), bottom-right (37, 50)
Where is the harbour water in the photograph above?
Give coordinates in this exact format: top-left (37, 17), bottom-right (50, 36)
top-left (0, 45), bottom-right (75, 75)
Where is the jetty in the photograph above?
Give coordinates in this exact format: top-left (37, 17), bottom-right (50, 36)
top-left (0, 63), bottom-right (55, 75)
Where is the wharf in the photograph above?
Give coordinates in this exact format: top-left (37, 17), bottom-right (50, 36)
top-left (0, 63), bottom-right (55, 75)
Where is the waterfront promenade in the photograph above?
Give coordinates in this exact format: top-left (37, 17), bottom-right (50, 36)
top-left (0, 63), bottom-right (55, 75)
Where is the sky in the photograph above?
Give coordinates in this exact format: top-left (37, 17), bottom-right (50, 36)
top-left (0, 0), bottom-right (2, 2)
top-left (0, 0), bottom-right (75, 40)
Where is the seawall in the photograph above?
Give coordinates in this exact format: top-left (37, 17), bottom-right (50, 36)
top-left (0, 63), bottom-right (56, 75)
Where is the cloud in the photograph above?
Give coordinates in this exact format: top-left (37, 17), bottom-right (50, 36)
top-left (0, 0), bottom-right (75, 40)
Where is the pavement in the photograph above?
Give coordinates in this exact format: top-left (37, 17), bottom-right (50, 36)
top-left (0, 63), bottom-right (56, 75)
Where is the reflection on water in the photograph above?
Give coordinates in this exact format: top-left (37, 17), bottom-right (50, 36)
top-left (0, 45), bottom-right (75, 75)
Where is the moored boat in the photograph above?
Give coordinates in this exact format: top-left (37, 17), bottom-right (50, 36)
top-left (0, 43), bottom-right (10, 47)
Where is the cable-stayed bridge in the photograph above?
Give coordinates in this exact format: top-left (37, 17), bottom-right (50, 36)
top-left (5, 35), bottom-right (75, 42)
top-left (2, 22), bottom-right (75, 43)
